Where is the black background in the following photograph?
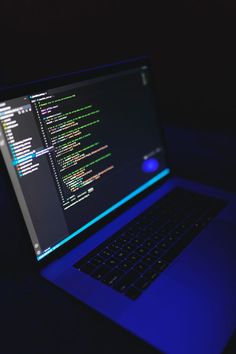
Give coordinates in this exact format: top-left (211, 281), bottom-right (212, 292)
top-left (1, 1), bottom-right (236, 135)
top-left (1, 1), bottom-right (236, 354)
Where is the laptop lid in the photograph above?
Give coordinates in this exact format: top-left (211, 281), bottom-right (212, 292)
top-left (0, 57), bottom-right (170, 263)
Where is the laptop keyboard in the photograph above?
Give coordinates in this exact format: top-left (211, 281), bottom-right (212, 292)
top-left (74, 188), bottom-right (226, 300)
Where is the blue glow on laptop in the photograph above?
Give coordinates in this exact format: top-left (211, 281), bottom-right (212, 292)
top-left (37, 168), bottom-right (170, 260)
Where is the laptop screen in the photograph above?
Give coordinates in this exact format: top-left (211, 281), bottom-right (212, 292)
top-left (0, 61), bottom-right (170, 261)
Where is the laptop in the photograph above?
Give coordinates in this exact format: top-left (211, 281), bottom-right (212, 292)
top-left (0, 57), bottom-right (235, 354)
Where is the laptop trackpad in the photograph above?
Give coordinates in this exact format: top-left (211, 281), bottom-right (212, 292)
top-left (119, 219), bottom-right (236, 354)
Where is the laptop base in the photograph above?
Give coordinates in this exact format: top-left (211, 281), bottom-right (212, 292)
top-left (41, 176), bottom-right (236, 354)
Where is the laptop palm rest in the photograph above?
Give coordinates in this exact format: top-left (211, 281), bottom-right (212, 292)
top-left (118, 219), bottom-right (236, 354)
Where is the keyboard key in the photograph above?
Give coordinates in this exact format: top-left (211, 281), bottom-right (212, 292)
top-left (160, 241), bottom-right (168, 249)
top-left (102, 269), bottom-right (124, 286)
top-left (150, 234), bottom-right (160, 243)
top-left (90, 256), bottom-right (104, 266)
top-left (133, 262), bottom-right (149, 273)
top-left (125, 243), bottom-right (135, 252)
top-left (104, 257), bottom-right (120, 267)
top-left (150, 246), bottom-right (162, 258)
top-left (120, 236), bottom-right (132, 244)
top-left (91, 265), bottom-right (110, 280)
top-left (144, 269), bottom-right (159, 280)
top-left (133, 237), bottom-right (143, 245)
top-left (167, 235), bottom-right (176, 242)
top-left (118, 261), bottom-right (132, 271)
top-left (143, 239), bottom-right (156, 248)
top-left (125, 286), bottom-right (142, 300)
top-left (108, 243), bottom-right (121, 252)
top-left (77, 262), bottom-right (97, 275)
top-left (135, 277), bottom-right (151, 290)
top-left (73, 256), bottom-right (91, 269)
top-left (116, 250), bottom-right (128, 259)
top-left (136, 246), bottom-right (149, 255)
top-left (126, 252), bottom-right (142, 264)
top-left (143, 255), bottom-right (156, 265)
top-left (113, 269), bottom-right (139, 292)
top-left (152, 259), bottom-right (168, 272)
top-left (99, 249), bottom-right (113, 258)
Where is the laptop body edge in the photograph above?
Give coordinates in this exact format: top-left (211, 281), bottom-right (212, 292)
top-left (0, 57), bottom-right (235, 354)
top-left (41, 175), bottom-right (236, 354)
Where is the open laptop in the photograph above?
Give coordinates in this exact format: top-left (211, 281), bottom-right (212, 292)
top-left (0, 57), bottom-right (235, 354)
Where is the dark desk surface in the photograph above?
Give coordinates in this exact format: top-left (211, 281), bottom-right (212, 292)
top-left (1, 125), bottom-right (236, 354)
